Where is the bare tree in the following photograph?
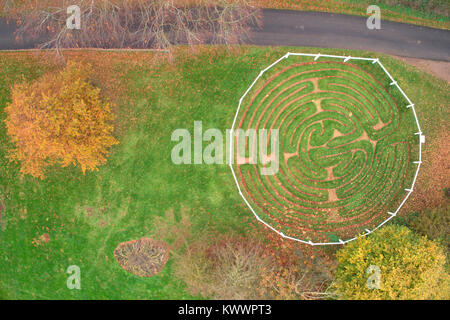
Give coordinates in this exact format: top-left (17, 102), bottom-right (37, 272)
top-left (3, 0), bottom-right (261, 54)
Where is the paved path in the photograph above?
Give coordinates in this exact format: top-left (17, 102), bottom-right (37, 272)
top-left (250, 10), bottom-right (450, 62)
top-left (1, 9), bottom-right (449, 61)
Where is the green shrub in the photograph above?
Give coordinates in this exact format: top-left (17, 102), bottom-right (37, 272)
top-left (334, 225), bottom-right (449, 300)
top-left (408, 205), bottom-right (449, 248)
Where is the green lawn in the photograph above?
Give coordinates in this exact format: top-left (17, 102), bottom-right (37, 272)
top-left (0, 46), bottom-right (448, 299)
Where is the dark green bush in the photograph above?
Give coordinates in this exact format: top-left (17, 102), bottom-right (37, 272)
top-left (408, 205), bottom-right (449, 248)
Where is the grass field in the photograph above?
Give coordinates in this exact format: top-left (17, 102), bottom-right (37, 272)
top-left (0, 46), bottom-right (448, 299)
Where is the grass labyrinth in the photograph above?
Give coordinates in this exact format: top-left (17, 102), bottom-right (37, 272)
top-left (233, 56), bottom-right (419, 243)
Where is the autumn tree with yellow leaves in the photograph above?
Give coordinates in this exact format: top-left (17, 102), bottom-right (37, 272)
top-left (334, 225), bottom-right (449, 300)
top-left (5, 61), bottom-right (118, 178)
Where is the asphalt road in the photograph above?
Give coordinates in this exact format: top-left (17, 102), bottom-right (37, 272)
top-left (250, 10), bottom-right (450, 61)
top-left (1, 9), bottom-right (449, 61)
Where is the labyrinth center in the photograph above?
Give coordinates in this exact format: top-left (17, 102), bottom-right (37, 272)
top-left (234, 60), bottom-right (414, 243)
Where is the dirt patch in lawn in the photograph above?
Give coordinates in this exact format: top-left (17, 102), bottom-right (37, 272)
top-left (32, 233), bottom-right (50, 246)
top-left (395, 56), bottom-right (450, 83)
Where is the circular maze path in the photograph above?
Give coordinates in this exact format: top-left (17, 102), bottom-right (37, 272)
top-left (232, 55), bottom-right (419, 244)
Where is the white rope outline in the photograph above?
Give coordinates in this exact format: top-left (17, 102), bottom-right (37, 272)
top-left (228, 52), bottom-right (424, 246)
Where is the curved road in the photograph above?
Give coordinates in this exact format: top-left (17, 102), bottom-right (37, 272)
top-left (1, 9), bottom-right (449, 61)
top-left (251, 10), bottom-right (449, 62)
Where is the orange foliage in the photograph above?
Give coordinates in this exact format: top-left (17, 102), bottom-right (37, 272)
top-left (5, 61), bottom-right (118, 178)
